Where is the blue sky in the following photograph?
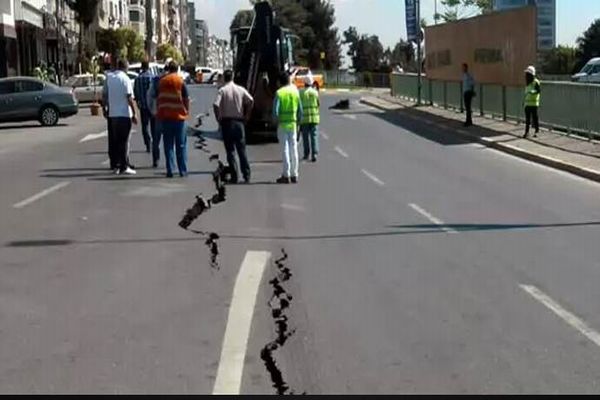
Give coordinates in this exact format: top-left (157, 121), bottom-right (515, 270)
top-left (195, 0), bottom-right (599, 49)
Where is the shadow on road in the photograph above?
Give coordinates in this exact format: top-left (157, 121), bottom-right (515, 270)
top-left (0, 123), bottom-right (68, 131)
top-left (6, 221), bottom-right (600, 248)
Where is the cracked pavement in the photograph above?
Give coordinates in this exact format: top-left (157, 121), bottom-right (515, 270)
top-left (3, 86), bottom-right (600, 394)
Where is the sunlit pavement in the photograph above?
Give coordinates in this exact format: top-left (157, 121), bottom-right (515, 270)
top-left (2, 85), bottom-right (600, 394)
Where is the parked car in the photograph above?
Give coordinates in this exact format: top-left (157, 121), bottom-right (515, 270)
top-left (572, 58), bottom-right (600, 83)
top-left (64, 74), bottom-right (105, 103)
top-left (195, 67), bottom-right (218, 83)
top-left (292, 67), bottom-right (325, 89)
top-left (0, 77), bottom-right (78, 126)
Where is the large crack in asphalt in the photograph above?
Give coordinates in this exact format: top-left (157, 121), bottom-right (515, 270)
top-left (178, 153), bottom-right (230, 271)
top-left (260, 249), bottom-right (304, 395)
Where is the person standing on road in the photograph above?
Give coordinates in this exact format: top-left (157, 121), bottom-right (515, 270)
top-left (273, 72), bottom-right (303, 184)
top-left (523, 65), bottom-right (541, 138)
top-left (462, 63), bottom-right (475, 127)
top-left (146, 73), bottom-right (163, 168)
top-left (134, 61), bottom-right (155, 153)
top-left (157, 61), bottom-right (190, 178)
top-left (213, 69), bottom-right (254, 184)
top-left (102, 62), bottom-right (117, 170)
top-left (104, 59), bottom-right (138, 175)
top-left (300, 76), bottom-right (320, 162)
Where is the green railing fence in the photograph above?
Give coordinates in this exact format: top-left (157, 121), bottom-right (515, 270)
top-left (390, 73), bottom-right (600, 138)
top-left (315, 70), bottom-right (391, 88)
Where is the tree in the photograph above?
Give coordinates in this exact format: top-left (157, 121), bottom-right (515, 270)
top-left (96, 28), bottom-right (145, 63)
top-left (576, 19), bottom-right (600, 71)
top-left (65, 0), bottom-right (101, 60)
top-left (437, 0), bottom-right (493, 22)
top-left (541, 46), bottom-right (578, 75)
top-left (390, 39), bottom-right (416, 71)
top-left (343, 26), bottom-right (386, 72)
top-left (157, 43), bottom-right (184, 64)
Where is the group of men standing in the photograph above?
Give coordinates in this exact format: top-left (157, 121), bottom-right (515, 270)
top-left (103, 60), bottom-right (190, 177)
top-left (213, 70), bottom-right (321, 185)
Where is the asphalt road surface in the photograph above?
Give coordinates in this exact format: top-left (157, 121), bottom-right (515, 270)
top-left (2, 85), bottom-right (600, 394)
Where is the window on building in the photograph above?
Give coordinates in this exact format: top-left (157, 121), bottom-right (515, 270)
top-left (129, 10), bottom-right (141, 22)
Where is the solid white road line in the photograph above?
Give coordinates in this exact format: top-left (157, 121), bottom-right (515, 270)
top-left (409, 203), bottom-right (458, 234)
top-left (334, 146), bottom-right (349, 158)
top-left (520, 284), bottom-right (600, 348)
top-left (213, 251), bottom-right (272, 395)
top-left (13, 181), bottom-right (71, 209)
top-left (79, 131), bottom-right (107, 143)
top-left (321, 132), bottom-right (330, 140)
top-left (361, 169), bottom-right (385, 186)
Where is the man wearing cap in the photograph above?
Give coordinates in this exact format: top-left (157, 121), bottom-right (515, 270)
top-left (523, 65), bottom-right (541, 138)
top-left (299, 76), bottom-right (321, 162)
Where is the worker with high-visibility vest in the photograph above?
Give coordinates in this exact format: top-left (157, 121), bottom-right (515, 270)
top-left (157, 61), bottom-right (190, 178)
top-left (300, 75), bottom-right (320, 163)
top-left (523, 65), bottom-right (541, 138)
top-left (273, 72), bottom-right (303, 184)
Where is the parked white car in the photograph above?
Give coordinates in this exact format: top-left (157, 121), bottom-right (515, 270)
top-left (64, 74), bottom-right (104, 103)
top-left (572, 58), bottom-right (600, 83)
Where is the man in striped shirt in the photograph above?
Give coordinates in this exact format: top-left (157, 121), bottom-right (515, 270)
top-left (134, 61), bottom-right (155, 153)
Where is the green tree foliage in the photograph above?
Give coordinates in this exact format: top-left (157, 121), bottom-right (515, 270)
top-left (65, 0), bottom-right (101, 59)
top-left (238, 0), bottom-right (341, 69)
top-left (389, 40), bottom-right (416, 71)
top-left (342, 26), bottom-right (386, 72)
top-left (96, 28), bottom-right (145, 63)
top-left (157, 43), bottom-right (184, 65)
top-left (436, 0), bottom-right (492, 22)
top-left (541, 46), bottom-right (578, 75)
top-left (576, 19), bottom-right (600, 71)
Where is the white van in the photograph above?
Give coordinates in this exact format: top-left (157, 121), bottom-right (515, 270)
top-left (572, 58), bottom-right (600, 83)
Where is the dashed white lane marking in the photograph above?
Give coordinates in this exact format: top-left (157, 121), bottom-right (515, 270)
top-left (321, 132), bottom-right (330, 140)
top-left (520, 284), bottom-right (600, 348)
top-left (79, 131), bottom-right (108, 143)
top-left (361, 169), bottom-right (385, 186)
top-left (334, 146), bottom-right (349, 158)
top-left (408, 203), bottom-right (458, 234)
top-left (101, 159), bottom-right (110, 166)
top-left (213, 251), bottom-right (271, 395)
top-left (343, 114), bottom-right (357, 120)
top-left (13, 181), bottom-right (72, 209)
top-left (281, 203), bottom-right (306, 212)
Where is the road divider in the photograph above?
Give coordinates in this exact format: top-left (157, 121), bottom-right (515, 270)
top-left (361, 169), bottom-right (385, 186)
top-left (79, 131), bottom-right (107, 143)
top-left (213, 251), bottom-right (271, 395)
top-left (13, 181), bottom-right (71, 209)
top-left (520, 284), bottom-right (600, 348)
top-left (409, 203), bottom-right (458, 234)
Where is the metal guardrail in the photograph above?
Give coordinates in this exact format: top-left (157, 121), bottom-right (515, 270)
top-left (390, 73), bottom-right (600, 138)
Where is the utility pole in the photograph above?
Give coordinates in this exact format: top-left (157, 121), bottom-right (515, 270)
top-left (416, 0), bottom-right (422, 105)
top-left (56, 0), bottom-right (62, 85)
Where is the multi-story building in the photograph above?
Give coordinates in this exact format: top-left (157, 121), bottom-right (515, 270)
top-left (186, 1), bottom-right (195, 64)
top-left (194, 19), bottom-right (208, 66)
top-left (206, 35), bottom-right (233, 70)
top-left (0, 0), bottom-right (18, 77)
top-left (128, 0), bottom-right (145, 40)
top-left (493, 0), bottom-right (556, 50)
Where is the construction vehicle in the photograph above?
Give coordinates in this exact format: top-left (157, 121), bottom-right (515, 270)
top-left (231, 1), bottom-right (295, 141)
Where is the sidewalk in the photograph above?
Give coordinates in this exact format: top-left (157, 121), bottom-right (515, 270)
top-left (361, 94), bottom-right (600, 183)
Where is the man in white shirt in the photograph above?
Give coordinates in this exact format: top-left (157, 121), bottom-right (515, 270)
top-left (104, 59), bottom-right (138, 175)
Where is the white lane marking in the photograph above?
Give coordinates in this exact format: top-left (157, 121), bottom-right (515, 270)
top-left (343, 114), bottom-right (357, 120)
top-left (361, 169), bottom-right (385, 186)
top-left (101, 159), bottom-right (110, 166)
top-left (334, 146), bottom-right (349, 158)
top-left (281, 203), bottom-right (306, 212)
top-left (13, 181), bottom-right (71, 209)
top-left (213, 251), bottom-right (271, 395)
top-left (409, 203), bottom-right (457, 234)
top-left (520, 284), bottom-right (600, 348)
top-left (321, 132), bottom-right (330, 140)
top-left (79, 131), bottom-right (107, 143)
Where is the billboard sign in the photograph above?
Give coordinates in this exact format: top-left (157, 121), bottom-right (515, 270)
top-left (405, 0), bottom-right (418, 43)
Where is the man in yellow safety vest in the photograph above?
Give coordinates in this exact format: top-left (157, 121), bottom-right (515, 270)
top-left (273, 72), bottom-right (303, 184)
top-left (300, 75), bottom-right (321, 163)
top-left (523, 65), bottom-right (541, 138)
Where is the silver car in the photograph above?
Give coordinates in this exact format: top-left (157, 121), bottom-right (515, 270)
top-left (0, 77), bottom-right (79, 126)
top-left (65, 74), bottom-right (105, 103)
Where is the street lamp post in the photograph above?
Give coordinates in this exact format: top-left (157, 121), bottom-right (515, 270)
top-left (416, 0), bottom-right (422, 105)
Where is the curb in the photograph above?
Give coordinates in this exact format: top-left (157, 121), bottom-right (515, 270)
top-left (360, 97), bottom-right (600, 184)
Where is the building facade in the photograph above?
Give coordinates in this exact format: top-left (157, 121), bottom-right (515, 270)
top-left (186, 1), bottom-right (195, 64)
top-left (206, 35), bottom-right (232, 70)
top-left (493, 0), bottom-right (556, 50)
top-left (194, 19), bottom-right (208, 66)
top-left (0, 0), bottom-right (19, 77)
